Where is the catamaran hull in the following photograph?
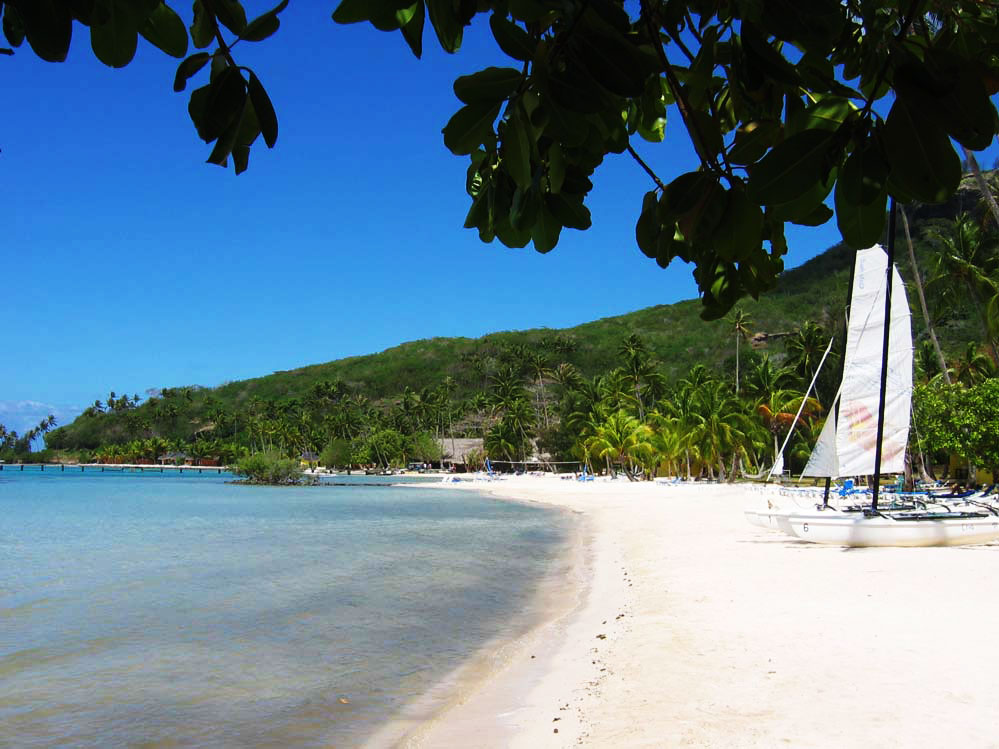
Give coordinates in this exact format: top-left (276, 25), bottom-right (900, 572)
top-left (785, 513), bottom-right (999, 547)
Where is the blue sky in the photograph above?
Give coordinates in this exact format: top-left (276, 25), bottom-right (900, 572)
top-left (1, 4), bottom-right (968, 435)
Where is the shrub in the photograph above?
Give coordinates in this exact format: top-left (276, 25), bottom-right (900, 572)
top-left (233, 451), bottom-right (305, 485)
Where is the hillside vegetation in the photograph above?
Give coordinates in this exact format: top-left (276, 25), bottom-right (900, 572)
top-left (36, 176), bottom-right (999, 479)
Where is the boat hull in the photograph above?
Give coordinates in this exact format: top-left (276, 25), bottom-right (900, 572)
top-left (785, 512), bottom-right (999, 547)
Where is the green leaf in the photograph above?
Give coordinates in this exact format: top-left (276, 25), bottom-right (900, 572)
top-left (712, 188), bottom-right (763, 262)
top-left (882, 96), bottom-right (960, 204)
top-left (207, 100), bottom-right (245, 166)
top-left (549, 67), bottom-right (610, 114)
top-left (893, 53), bottom-right (998, 152)
top-left (188, 83), bottom-right (212, 138)
top-left (766, 169), bottom-right (834, 224)
top-left (634, 74), bottom-right (667, 143)
top-left (835, 144), bottom-right (888, 248)
top-left (542, 102), bottom-right (589, 147)
top-left (247, 72), bottom-right (277, 148)
top-left (740, 20), bottom-right (799, 87)
top-left (190, 0), bottom-right (215, 48)
top-left (240, 0), bottom-right (288, 42)
top-left (454, 67), bottom-right (522, 105)
top-left (531, 204), bottom-right (562, 253)
top-left (2, 4), bottom-right (26, 48)
top-left (399, 1), bottom-right (424, 58)
top-left (546, 194), bottom-right (591, 230)
top-left (463, 188), bottom-right (490, 232)
top-left (502, 110), bottom-right (533, 190)
top-left (232, 97), bottom-right (261, 174)
top-left (173, 51), bottom-right (211, 91)
top-left (728, 121), bottom-right (779, 165)
top-left (837, 141), bottom-right (888, 207)
top-left (508, 0), bottom-right (550, 23)
top-left (792, 203), bottom-right (834, 227)
top-left (209, 0), bottom-right (247, 36)
top-left (748, 128), bottom-right (835, 206)
top-left (139, 2), bottom-right (188, 57)
top-left (510, 185), bottom-right (540, 231)
top-left (16, 0), bottom-right (72, 61)
top-left (90, 0), bottom-right (139, 68)
top-left (836, 186), bottom-right (885, 248)
top-left (489, 13), bottom-right (533, 62)
top-left (572, 24), bottom-right (652, 98)
top-left (426, 0), bottom-right (462, 52)
top-left (760, 0), bottom-right (843, 54)
top-left (332, 0), bottom-right (371, 23)
top-left (664, 171), bottom-right (715, 215)
top-left (443, 102), bottom-right (500, 155)
top-left (798, 96), bottom-right (856, 134)
top-left (635, 190), bottom-right (660, 258)
top-left (199, 67), bottom-right (246, 142)
top-left (547, 143), bottom-right (565, 193)
top-left (687, 109), bottom-right (723, 160)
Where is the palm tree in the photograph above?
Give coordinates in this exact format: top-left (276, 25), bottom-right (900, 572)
top-left (899, 204), bottom-right (951, 384)
top-left (741, 355), bottom-right (797, 404)
top-left (784, 320), bottom-right (832, 402)
top-left (583, 410), bottom-right (652, 480)
top-left (597, 369), bottom-right (639, 415)
top-left (526, 351), bottom-right (551, 428)
top-left (915, 340), bottom-right (943, 383)
top-left (756, 390), bottom-right (821, 473)
top-left (617, 334), bottom-right (654, 419)
top-left (687, 380), bottom-right (750, 480)
top-left (726, 308), bottom-right (752, 395)
top-left (926, 213), bottom-right (999, 364)
top-left (950, 342), bottom-right (997, 387)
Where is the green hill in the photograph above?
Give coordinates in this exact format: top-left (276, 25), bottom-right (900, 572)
top-left (45, 176), bottom-right (992, 455)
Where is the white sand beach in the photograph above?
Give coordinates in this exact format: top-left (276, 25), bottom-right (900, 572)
top-left (396, 477), bottom-right (999, 748)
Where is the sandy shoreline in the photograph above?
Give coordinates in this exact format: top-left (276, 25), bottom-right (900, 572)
top-left (390, 476), bottom-right (999, 748)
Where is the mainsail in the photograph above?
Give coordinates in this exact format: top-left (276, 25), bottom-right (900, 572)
top-left (801, 245), bottom-right (913, 478)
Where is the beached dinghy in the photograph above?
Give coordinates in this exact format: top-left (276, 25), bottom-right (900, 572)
top-left (769, 227), bottom-right (999, 547)
top-left (785, 510), bottom-right (999, 547)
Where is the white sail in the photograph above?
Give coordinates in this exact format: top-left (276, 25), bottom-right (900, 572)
top-left (799, 246), bottom-right (913, 479)
top-left (801, 393), bottom-right (839, 477)
top-left (834, 246), bottom-right (912, 477)
top-left (770, 450), bottom-right (784, 478)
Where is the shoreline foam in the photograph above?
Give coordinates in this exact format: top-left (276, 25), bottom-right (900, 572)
top-left (402, 475), bottom-right (999, 748)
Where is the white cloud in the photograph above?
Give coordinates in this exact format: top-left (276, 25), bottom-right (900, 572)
top-left (0, 400), bottom-right (84, 447)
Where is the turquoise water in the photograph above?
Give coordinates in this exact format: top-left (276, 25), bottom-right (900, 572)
top-left (0, 471), bottom-right (575, 747)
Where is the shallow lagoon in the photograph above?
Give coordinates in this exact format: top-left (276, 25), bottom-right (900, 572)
top-left (0, 471), bottom-right (575, 747)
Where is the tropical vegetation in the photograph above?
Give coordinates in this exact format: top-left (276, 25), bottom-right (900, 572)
top-left (12, 177), bottom-right (998, 483)
top-left (5, 2), bottom-right (999, 318)
top-left (231, 450), bottom-right (310, 485)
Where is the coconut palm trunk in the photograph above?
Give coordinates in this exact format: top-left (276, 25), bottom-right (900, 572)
top-left (963, 147), bottom-right (999, 229)
top-left (900, 205), bottom-right (951, 384)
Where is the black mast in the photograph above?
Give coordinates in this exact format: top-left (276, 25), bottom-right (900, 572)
top-left (871, 199), bottom-right (898, 513)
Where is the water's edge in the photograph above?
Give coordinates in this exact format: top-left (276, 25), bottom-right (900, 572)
top-left (358, 490), bottom-right (592, 748)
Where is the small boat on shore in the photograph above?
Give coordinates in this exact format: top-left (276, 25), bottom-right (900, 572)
top-left (752, 235), bottom-right (999, 547)
top-left (784, 508), bottom-right (999, 547)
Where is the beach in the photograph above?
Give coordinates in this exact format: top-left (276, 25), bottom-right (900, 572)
top-left (403, 477), bottom-right (999, 748)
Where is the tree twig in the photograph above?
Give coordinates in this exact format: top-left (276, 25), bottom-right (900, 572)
top-left (627, 144), bottom-right (666, 191)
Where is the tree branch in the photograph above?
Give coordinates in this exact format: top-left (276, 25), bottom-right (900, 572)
top-left (627, 144), bottom-right (666, 191)
top-left (640, 0), bottom-right (722, 176)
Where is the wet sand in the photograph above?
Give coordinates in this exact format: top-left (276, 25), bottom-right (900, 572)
top-left (400, 477), bottom-right (999, 748)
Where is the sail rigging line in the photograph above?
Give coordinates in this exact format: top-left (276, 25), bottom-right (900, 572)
top-left (872, 199), bottom-right (899, 512)
top-left (765, 335), bottom-right (836, 482)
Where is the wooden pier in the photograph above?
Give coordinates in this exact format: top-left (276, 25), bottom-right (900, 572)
top-left (0, 463), bottom-right (228, 474)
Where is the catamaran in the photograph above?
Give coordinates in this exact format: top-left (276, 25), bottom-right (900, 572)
top-left (751, 208), bottom-right (999, 547)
